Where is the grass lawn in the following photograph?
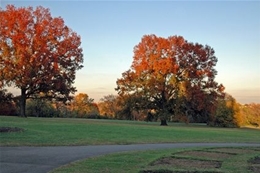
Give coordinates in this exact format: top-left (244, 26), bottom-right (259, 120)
top-left (50, 147), bottom-right (260, 173)
top-left (0, 116), bottom-right (259, 146)
top-left (1, 116), bottom-right (260, 173)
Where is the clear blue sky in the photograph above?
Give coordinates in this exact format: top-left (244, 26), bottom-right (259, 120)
top-left (1, 0), bottom-right (260, 104)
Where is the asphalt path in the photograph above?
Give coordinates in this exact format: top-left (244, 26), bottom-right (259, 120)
top-left (1, 143), bottom-right (260, 173)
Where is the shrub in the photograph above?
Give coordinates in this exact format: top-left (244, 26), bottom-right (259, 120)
top-left (26, 99), bottom-right (57, 117)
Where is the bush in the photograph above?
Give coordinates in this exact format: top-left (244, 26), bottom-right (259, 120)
top-left (0, 89), bottom-right (18, 116)
top-left (26, 99), bottom-right (58, 117)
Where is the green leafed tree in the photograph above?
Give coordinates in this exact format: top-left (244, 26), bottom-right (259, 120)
top-left (210, 94), bottom-right (243, 127)
top-left (0, 89), bottom-right (17, 115)
top-left (0, 5), bottom-right (83, 117)
top-left (26, 98), bottom-right (57, 117)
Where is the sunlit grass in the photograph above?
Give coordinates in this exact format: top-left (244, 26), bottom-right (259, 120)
top-left (50, 147), bottom-right (260, 173)
top-left (51, 149), bottom-right (167, 173)
top-left (0, 116), bottom-right (259, 146)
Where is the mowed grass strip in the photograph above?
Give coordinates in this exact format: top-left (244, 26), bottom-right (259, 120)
top-left (50, 149), bottom-right (167, 173)
top-left (0, 116), bottom-right (260, 146)
top-left (50, 147), bottom-right (260, 173)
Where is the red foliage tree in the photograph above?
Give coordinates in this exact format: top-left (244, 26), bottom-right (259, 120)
top-left (116, 34), bottom-right (224, 125)
top-left (0, 5), bottom-right (83, 117)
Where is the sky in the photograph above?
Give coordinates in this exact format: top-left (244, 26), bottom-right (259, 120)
top-left (1, 0), bottom-right (260, 104)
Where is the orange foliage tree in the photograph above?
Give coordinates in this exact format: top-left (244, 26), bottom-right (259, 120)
top-left (116, 35), bottom-right (224, 125)
top-left (240, 103), bottom-right (260, 127)
top-left (69, 93), bottom-right (99, 117)
top-left (0, 5), bottom-right (83, 117)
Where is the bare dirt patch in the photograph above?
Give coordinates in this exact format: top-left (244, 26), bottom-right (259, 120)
top-left (0, 127), bottom-right (24, 133)
top-left (249, 156), bottom-right (260, 164)
top-left (141, 170), bottom-right (173, 173)
top-left (249, 165), bottom-right (260, 173)
top-left (177, 151), bottom-right (233, 160)
top-left (151, 157), bottom-right (221, 169)
top-left (141, 170), bottom-right (220, 173)
top-left (142, 148), bottom-right (260, 173)
top-left (209, 148), bottom-right (256, 154)
top-left (248, 156), bottom-right (260, 173)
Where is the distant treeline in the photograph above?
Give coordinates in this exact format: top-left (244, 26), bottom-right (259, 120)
top-left (0, 89), bottom-right (259, 128)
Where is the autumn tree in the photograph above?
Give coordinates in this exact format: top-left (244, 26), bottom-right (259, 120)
top-left (116, 34), bottom-right (224, 125)
top-left (240, 103), bottom-right (260, 127)
top-left (0, 5), bottom-right (83, 117)
top-left (209, 94), bottom-right (243, 127)
top-left (117, 93), bottom-right (149, 120)
top-left (69, 93), bottom-right (99, 117)
top-left (98, 94), bottom-right (120, 118)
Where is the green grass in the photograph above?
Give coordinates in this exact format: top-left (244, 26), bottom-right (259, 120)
top-left (0, 116), bottom-right (260, 146)
top-left (50, 149), bottom-right (167, 173)
top-left (1, 116), bottom-right (260, 172)
top-left (50, 147), bottom-right (260, 173)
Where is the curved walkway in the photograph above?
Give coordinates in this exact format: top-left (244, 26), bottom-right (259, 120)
top-left (1, 143), bottom-right (260, 173)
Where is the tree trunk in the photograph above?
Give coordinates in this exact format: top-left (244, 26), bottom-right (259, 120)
top-left (20, 88), bottom-right (27, 117)
top-left (160, 119), bottom-right (168, 126)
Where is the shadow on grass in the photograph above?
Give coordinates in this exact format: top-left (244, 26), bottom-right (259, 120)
top-left (0, 127), bottom-right (24, 133)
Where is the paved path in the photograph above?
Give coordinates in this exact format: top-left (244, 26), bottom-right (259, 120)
top-left (1, 143), bottom-right (260, 173)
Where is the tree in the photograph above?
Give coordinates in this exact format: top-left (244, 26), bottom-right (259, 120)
top-left (116, 93), bottom-right (148, 120)
top-left (26, 98), bottom-right (57, 117)
top-left (0, 5), bottom-right (83, 117)
top-left (0, 89), bottom-right (17, 115)
top-left (116, 34), bottom-right (224, 125)
top-left (240, 103), bottom-right (260, 127)
top-left (210, 94), bottom-right (242, 127)
top-left (69, 93), bottom-right (99, 118)
top-left (98, 94), bottom-right (120, 118)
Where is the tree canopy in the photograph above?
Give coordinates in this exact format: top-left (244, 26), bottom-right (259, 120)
top-left (98, 94), bottom-right (120, 118)
top-left (211, 94), bottom-right (243, 127)
top-left (0, 5), bottom-right (83, 116)
top-left (0, 89), bottom-right (17, 115)
top-left (116, 34), bottom-right (225, 125)
top-left (69, 93), bottom-right (99, 117)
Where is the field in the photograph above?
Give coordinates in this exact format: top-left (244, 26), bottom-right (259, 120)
top-left (1, 116), bottom-right (260, 146)
top-left (1, 116), bottom-right (260, 173)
